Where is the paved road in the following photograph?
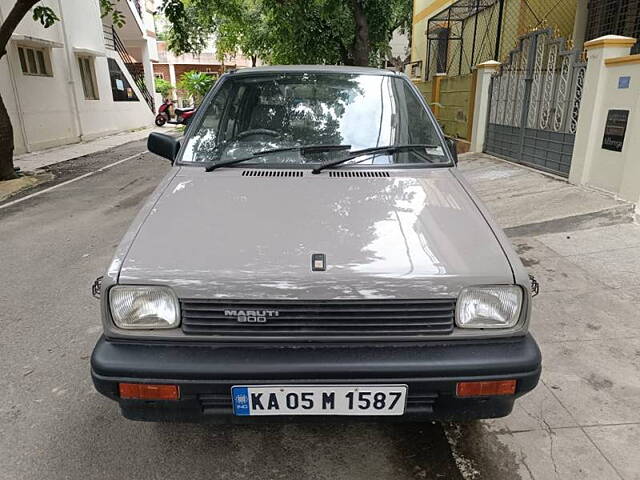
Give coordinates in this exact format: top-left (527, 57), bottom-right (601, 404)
top-left (0, 139), bottom-right (471, 480)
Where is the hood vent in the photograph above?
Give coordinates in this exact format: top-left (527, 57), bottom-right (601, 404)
top-left (242, 170), bottom-right (303, 177)
top-left (329, 171), bottom-right (390, 178)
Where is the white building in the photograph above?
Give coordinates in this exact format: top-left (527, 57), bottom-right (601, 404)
top-left (0, 0), bottom-right (158, 155)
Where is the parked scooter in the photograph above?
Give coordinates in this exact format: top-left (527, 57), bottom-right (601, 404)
top-left (155, 99), bottom-right (196, 127)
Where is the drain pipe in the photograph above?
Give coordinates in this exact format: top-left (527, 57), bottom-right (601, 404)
top-left (56, 0), bottom-right (83, 141)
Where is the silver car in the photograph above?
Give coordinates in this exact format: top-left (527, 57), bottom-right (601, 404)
top-left (91, 66), bottom-right (541, 422)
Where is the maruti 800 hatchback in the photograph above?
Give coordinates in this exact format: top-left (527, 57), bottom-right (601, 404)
top-left (91, 66), bottom-right (541, 422)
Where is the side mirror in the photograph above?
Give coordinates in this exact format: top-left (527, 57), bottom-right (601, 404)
top-left (445, 137), bottom-right (458, 164)
top-left (148, 132), bottom-right (181, 162)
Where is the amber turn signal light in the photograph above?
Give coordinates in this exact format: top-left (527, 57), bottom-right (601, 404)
top-left (456, 380), bottom-right (516, 397)
top-left (119, 383), bottom-right (180, 401)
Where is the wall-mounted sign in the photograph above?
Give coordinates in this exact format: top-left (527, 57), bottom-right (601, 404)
top-left (602, 109), bottom-right (629, 152)
top-left (618, 76), bottom-right (631, 89)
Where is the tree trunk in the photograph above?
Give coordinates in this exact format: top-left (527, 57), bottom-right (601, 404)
top-left (349, 0), bottom-right (370, 66)
top-left (251, 54), bottom-right (257, 67)
top-left (339, 42), bottom-right (351, 65)
top-left (0, 93), bottom-right (17, 180)
top-left (0, 0), bottom-right (41, 181)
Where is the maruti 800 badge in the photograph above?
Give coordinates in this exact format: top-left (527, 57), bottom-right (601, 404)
top-left (225, 310), bottom-right (280, 323)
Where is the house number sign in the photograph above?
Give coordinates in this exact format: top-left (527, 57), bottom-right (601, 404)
top-left (602, 109), bottom-right (629, 152)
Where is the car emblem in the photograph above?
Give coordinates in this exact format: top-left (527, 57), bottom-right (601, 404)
top-left (224, 310), bottom-right (280, 323)
top-left (312, 253), bottom-right (326, 271)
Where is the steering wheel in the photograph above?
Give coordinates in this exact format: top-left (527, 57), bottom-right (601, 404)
top-left (237, 129), bottom-right (281, 140)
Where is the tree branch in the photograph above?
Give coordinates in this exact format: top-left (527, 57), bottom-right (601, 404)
top-left (0, 0), bottom-right (40, 58)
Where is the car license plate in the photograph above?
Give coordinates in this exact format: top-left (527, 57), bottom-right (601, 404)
top-left (231, 385), bottom-right (407, 416)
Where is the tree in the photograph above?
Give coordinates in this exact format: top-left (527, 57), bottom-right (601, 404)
top-left (0, 0), bottom-right (123, 181)
top-left (155, 77), bottom-right (174, 99)
top-left (160, 0), bottom-right (412, 68)
top-left (178, 70), bottom-right (216, 105)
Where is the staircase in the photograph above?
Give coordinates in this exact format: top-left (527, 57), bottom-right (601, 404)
top-left (103, 25), bottom-right (155, 112)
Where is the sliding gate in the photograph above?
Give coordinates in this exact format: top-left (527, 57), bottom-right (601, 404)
top-left (484, 29), bottom-right (587, 177)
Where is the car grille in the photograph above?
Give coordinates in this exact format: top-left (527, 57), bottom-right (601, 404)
top-left (180, 299), bottom-right (455, 340)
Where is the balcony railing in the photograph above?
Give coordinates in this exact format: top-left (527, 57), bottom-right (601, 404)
top-left (104, 25), bottom-right (155, 112)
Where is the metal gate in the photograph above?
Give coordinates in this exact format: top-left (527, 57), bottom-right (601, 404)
top-left (484, 29), bottom-right (587, 177)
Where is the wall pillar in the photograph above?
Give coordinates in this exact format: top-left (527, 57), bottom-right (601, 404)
top-left (141, 40), bottom-right (155, 101)
top-left (469, 60), bottom-right (500, 152)
top-left (568, 35), bottom-right (637, 186)
top-left (572, 0), bottom-right (589, 50)
top-left (168, 63), bottom-right (177, 100)
top-left (431, 73), bottom-right (446, 119)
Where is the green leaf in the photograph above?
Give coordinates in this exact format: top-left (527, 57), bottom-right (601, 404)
top-left (177, 70), bottom-right (217, 105)
top-left (99, 0), bottom-right (126, 28)
top-left (32, 6), bottom-right (59, 28)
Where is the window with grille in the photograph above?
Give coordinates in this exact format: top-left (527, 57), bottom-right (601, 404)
top-left (436, 28), bottom-right (450, 74)
top-left (78, 56), bottom-right (99, 100)
top-left (17, 45), bottom-right (51, 76)
top-left (586, 0), bottom-right (640, 52)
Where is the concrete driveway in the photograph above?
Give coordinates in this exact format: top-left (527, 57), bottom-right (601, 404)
top-left (1, 143), bottom-right (638, 479)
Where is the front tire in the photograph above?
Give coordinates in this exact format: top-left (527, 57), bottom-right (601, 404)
top-left (155, 115), bottom-right (167, 127)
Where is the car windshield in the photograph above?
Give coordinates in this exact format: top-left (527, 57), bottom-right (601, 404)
top-left (180, 71), bottom-right (450, 167)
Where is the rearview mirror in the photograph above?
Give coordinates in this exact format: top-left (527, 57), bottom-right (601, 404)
top-left (148, 132), bottom-right (181, 162)
top-left (445, 137), bottom-right (458, 164)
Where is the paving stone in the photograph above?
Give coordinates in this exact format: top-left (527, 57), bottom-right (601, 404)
top-left (530, 289), bottom-right (640, 344)
top-left (535, 224), bottom-right (640, 257)
top-left (496, 428), bottom-right (622, 480)
top-left (480, 187), bottom-right (624, 229)
top-left (524, 255), bottom-right (606, 295)
top-left (485, 382), bottom-right (577, 433)
top-left (540, 338), bottom-right (640, 426)
top-left (584, 424), bottom-right (640, 480)
top-left (567, 246), bottom-right (640, 289)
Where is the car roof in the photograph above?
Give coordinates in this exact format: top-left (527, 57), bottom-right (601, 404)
top-left (229, 65), bottom-right (400, 77)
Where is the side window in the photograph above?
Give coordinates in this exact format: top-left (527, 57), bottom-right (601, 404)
top-left (223, 85), bottom-right (249, 139)
top-left (182, 81), bottom-right (233, 162)
top-left (78, 56), bottom-right (99, 100)
top-left (200, 81), bottom-right (233, 132)
top-left (18, 45), bottom-right (52, 76)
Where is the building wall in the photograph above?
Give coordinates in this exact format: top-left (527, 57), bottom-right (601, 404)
top-left (173, 64), bottom-right (223, 79)
top-left (411, 0), bottom-right (455, 67)
top-left (0, 0), bottom-right (79, 153)
top-left (413, 0), bottom-right (578, 79)
top-left (438, 74), bottom-right (473, 139)
top-left (0, 0), bottom-right (154, 155)
top-left (154, 63), bottom-right (170, 80)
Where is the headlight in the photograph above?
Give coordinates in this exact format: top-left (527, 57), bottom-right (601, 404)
top-left (456, 286), bottom-right (523, 329)
top-left (109, 286), bottom-right (180, 329)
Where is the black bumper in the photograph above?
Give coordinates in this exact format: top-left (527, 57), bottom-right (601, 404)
top-left (91, 335), bottom-right (541, 422)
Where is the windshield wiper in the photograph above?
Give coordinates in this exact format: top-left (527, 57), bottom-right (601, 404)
top-left (311, 144), bottom-right (440, 174)
top-left (205, 144), bottom-right (351, 172)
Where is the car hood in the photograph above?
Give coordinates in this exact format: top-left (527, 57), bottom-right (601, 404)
top-left (118, 167), bottom-right (513, 299)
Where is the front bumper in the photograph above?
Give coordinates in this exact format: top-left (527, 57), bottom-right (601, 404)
top-left (91, 335), bottom-right (541, 422)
